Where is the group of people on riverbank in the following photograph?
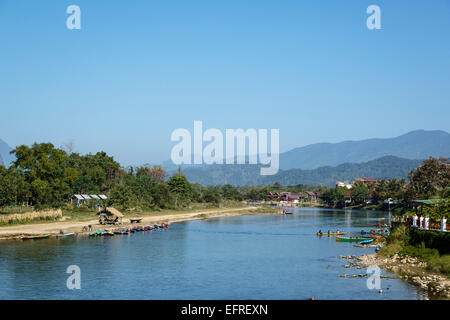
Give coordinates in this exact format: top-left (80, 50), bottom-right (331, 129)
top-left (411, 214), bottom-right (447, 232)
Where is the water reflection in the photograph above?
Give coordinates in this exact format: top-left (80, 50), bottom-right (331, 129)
top-left (0, 209), bottom-right (423, 300)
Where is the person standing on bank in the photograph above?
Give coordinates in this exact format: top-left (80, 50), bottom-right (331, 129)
top-left (442, 216), bottom-right (447, 232)
top-left (413, 213), bottom-right (418, 228)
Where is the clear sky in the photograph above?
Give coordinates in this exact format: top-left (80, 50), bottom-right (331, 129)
top-left (0, 0), bottom-right (449, 166)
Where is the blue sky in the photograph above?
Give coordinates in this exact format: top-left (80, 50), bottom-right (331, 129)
top-left (0, 0), bottom-right (449, 165)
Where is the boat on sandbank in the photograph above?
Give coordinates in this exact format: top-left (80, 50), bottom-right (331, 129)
top-left (22, 234), bottom-right (50, 240)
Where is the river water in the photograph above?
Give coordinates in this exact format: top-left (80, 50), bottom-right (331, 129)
top-left (0, 208), bottom-right (426, 299)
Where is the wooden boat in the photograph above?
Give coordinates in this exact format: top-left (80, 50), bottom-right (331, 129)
top-left (22, 234), bottom-right (49, 240)
top-left (361, 234), bottom-right (382, 239)
top-left (316, 232), bottom-right (347, 236)
top-left (336, 236), bottom-right (367, 242)
top-left (56, 232), bottom-right (75, 238)
top-left (359, 239), bottom-right (374, 244)
top-left (361, 229), bottom-right (389, 235)
top-left (113, 229), bottom-right (129, 235)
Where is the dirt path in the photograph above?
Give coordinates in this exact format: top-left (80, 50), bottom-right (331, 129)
top-left (0, 206), bottom-right (262, 239)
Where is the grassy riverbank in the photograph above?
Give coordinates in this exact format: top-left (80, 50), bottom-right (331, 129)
top-left (378, 225), bottom-right (450, 277)
top-left (360, 225), bottom-right (450, 298)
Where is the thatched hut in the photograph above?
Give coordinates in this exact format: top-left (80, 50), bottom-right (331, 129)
top-left (96, 207), bottom-right (124, 225)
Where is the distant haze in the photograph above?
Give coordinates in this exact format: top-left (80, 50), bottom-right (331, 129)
top-left (183, 156), bottom-right (424, 187)
top-left (2, 130), bottom-right (449, 174)
top-left (279, 130), bottom-right (450, 170)
top-left (163, 129), bottom-right (450, 172)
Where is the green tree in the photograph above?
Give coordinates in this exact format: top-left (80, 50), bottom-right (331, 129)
top-left (108, 184), bottom-right (134, 209)
top-left (408, 157), bottom-right (450, 199)
top-left (320, 186), bottom-right (348, 207)
top-left (0, 166), bottom-right (14, 207)
top-left (168, 174), bottom-right (193, 206)
top-left (12, 143), bottom-right (71, 206)
top-left (203, 189), bottom-right (221, 206)
top-left (423, 199), bottom-right (450, 220)
top-left (351, 181), bottom-right (371, 204)
top-left (68, 151), bottom-right (122, 193)
top-left (334, 186), bottom-right (349, 207)
top-left (129, 174), bottom-right (158, 208)
top-left (221, 184), bottom-right (243, 201)
top-left (373, 180), bottom-right (389, 203)
top-left (137, 164), bottom-right (167, 182)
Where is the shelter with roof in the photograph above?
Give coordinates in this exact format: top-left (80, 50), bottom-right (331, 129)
top-left (96, 207), bottom-right (124, 224)
top-left (71, 194), bottom-right (108, 206)
top-left (409, 199), bottom-right (445, 216)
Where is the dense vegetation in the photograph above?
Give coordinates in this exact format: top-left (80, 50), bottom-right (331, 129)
top-left (320, 158), bottom-right (450, 215)
top-left (0, 143), bottom-right (248, 210)
top-left (0, 143), bottom-right (307, 210)
top-left (379, 225), bottom-right (450, 277)
top-left (0, 143), bottom-right (448, 215)
top-left (183, 156), bottom-right (423, 186)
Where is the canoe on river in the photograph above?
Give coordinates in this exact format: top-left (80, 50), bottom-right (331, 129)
top-left (361, 234), bottom-right (382, 239)
top-left (361, 230), bottom-right (390, 236)
top-left (22, 234), bottom-right (50, 240)
top-left (56, 233), bottom-right (75, 238)
top-left (359, 239), bottom-right (374, 244)
top-left (336, 236), bottom-right (367, 242)
top-left (317, 232), bottom-right (347, 236)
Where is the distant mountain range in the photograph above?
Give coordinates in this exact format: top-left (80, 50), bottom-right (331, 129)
top-left (164, 130), bottom-right (450, 173)
top-left (0, 139), bottom-right (13, 167)
top-left (2, 129), bottom-right (449, 185)
top-left (183, 156), bottom-right (423, 187)
top-left (280, 130), bottom-right (450, 170)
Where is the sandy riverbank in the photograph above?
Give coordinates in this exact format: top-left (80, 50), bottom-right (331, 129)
top-left (0, 206), bottom-right (279, 240)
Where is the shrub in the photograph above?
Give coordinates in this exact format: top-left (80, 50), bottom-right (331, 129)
top-left (378, 242), bottom-right (403, 257)
top-left (408, 228), bottom-right (450, 255)
top-left (426, 255), bottom-right (450, 277)
top-left (386, 225), bottom-right (409, 245)
top-left (400, 242), bottom-right (440, 262)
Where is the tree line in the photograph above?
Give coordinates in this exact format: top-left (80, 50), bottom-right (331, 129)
top-left (0, 143), bottom-right (291, 209)
top-left (0, 143), bottom-right (448, 212)
top-left (320, 158), bottom-right (450, 214)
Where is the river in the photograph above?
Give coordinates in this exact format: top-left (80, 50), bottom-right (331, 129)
top-left (0, 208), bottom-right (426, 299)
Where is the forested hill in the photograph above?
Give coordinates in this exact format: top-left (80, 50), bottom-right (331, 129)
top-left (280, 130), bottom-right (450, 169)
top-left (184, 156), bottom-right (423, 187)
top-left (163, 130), bottom-right (449, 172)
